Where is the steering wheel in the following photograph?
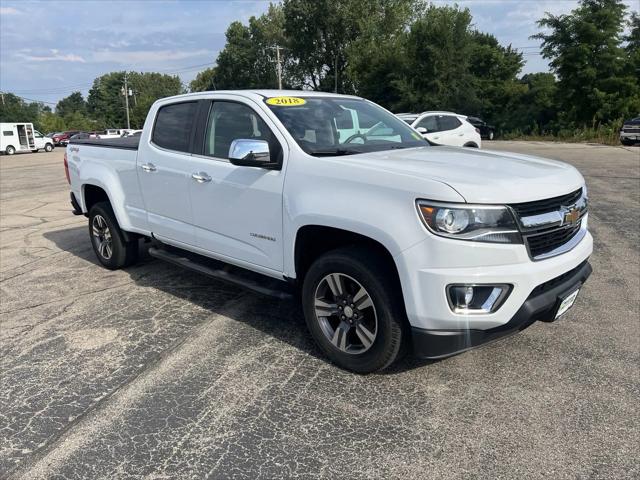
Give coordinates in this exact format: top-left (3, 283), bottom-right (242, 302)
top-left (344, 133), bottom-right (368, 144)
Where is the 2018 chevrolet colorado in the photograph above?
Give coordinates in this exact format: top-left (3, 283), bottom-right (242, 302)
top-left (65, 90), bottom-right (592, 373)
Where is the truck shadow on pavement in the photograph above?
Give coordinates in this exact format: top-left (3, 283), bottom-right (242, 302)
top-left (44, 226), bottom-right (434, 374)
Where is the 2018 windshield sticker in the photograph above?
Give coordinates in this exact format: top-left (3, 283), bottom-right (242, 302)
top-left (266, 97), bottom-right (306, 106)
top-left (411, 132), bottom-right (422, 140)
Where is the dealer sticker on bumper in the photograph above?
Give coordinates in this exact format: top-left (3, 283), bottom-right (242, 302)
top-left (556, 289), bottom-right (580, 319)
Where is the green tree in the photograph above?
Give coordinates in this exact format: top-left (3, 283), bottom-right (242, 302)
top-left (394, 4), bottom-right (476, 112)
top-left (189, 67), bottom-right (218, 92)
top-left (214, 4), bottom-right (287, 89)
top-left (532, 0), bottom-right (639, 126)
top-left (55, 91), bottom-right (86, 117)
top-left (127, 72), bottom-right (183, 128)
top-left (468, 31), bottom-right (526, 129)
top-left (37, 110), bottom-right (67, 133)
top-left (0, 93), bottom-right (43, 124)
top-left (625, 12), bottom-right (640, 84)
top-left (87, 71), bottom-right (182, 128)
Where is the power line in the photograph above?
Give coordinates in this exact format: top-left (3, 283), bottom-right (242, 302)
top-left (0, 92), bottom-right (58, 105)
top-left (5, 61), bottom-right (217, 97)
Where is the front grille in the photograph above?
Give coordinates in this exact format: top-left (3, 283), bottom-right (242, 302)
top-left (510, 188), bottom-right (582, 217)
top-left (509, 187), bottom-right (586, 260)
top-left (525, 220), bottom-right (582, 258)
top-left (623, 126), bottom-right (640, 133)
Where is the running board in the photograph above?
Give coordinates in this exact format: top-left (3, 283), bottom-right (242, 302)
top-left (148, 246), bottom-right (294, 300)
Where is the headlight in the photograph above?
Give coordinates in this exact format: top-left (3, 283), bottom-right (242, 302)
top-left (417, 200), bottom-right (522, 244)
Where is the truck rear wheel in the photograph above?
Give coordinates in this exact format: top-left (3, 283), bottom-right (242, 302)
top-left (88, 202), bottom-right (138, 270)
top-left (5, 145), bottom-right (15, 155)
top-left (301, 246), bottom-right (407, 373)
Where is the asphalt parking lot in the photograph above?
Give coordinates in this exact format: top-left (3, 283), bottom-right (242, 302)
top-left (1, 142), bottom-right (639, 479)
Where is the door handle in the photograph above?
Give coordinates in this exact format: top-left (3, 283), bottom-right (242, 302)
top-left (192, 172), bottom-right (212, 183)
top-left (141, 163), bottom-right (156, 172)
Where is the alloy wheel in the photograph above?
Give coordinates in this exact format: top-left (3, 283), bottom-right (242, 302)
top-left (314, 273), bottom-right (378, 354)
top-left (92, 214), bottom-right (113, 259)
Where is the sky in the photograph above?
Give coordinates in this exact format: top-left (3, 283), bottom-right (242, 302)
top-left (0, 0), bottom-right (638, 106)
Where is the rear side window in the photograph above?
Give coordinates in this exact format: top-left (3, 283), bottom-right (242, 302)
top-left (3, 131), bottom-right (14, 136)
top-left (152, 102), bottom-right (197, 152)
top-left (438, 116), bottom-right (462, 131)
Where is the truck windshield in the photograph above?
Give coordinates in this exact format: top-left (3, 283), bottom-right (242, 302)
top-left (265, 96), bottom-right (428, 156)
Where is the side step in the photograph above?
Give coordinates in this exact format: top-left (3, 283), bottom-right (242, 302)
top-left (148, 246), bottom-right (294, 300)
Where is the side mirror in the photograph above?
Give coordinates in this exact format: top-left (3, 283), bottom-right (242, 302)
top-left (416, 127), bottom-right (428, 134)
top-left (228, 139), bottom-right (273, 168)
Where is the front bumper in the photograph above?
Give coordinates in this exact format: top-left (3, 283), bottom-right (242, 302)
top-left (620, 131), bottom-right (640, 142)
top-left (411, 260), bottom-right (592, 359)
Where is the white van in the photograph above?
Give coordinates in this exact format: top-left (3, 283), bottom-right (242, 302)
top-left (1, 123), bottom-right (54, 155)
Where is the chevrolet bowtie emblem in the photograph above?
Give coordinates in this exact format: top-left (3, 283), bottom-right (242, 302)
top-left (562, 207), bottom-right (581, 226)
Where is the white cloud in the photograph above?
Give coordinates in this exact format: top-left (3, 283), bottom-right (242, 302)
top-left (0, 6), bottom-right (21, 15)
top-left (91, 49), bottom-right (210, 65)
top-left (18, 50), bottom-right (86, 63)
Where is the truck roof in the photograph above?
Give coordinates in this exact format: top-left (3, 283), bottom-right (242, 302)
top-left (157, 89), bottom-right (362, 104)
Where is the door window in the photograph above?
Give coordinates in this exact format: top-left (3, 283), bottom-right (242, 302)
top-left (204, 101), bottom-right (281, 162)
top-left (152, 102), bottom-right (197, 152)
top-left (437, 116), bottom-right (462, 131)
top-left (416, 116), bottom-right (439, 132)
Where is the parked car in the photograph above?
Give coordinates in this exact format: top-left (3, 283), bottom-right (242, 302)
top-left (122, 129), bottom-right (143, 137)
top-left (53, 131), bottom-right (80, 146)
top-left (397, 111), bottom-right (482, 148)
top-left (1, 123), bottom-right (54, 154)
top-left (65, 90), bottom-right (592, 373)
top-left (620, 117), bottom-right (640, 146)
top-left (70, 132), bottom-right (92, 140)
top-left (466, 116), bottom-right (495, 140)
top-left (95, 129), bottom-right (127, 139)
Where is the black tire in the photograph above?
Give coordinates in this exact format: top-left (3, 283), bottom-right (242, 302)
top-left (463, 142), bottom-right (479, 148)
top-left (301, 246), bottom-right (407, 373)
top-left (5, 145), bottom-right (15, 155)
top-left (31, 149), bottom-right (38, 153)
top-left (44, 143), bottom-right (53, 152)
top-left (88, 202), bottom-right (138, 269)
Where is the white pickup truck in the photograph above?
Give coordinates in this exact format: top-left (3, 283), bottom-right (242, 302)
top-left (65, 90), bottom-right (592, 373)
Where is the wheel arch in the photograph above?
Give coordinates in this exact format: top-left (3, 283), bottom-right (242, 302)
top-left (293, 225), bottom-right (403, 290)
top-left (463, 141), bottom-right (479, 148)
top-left (81, 183), bottom-right (137, 241)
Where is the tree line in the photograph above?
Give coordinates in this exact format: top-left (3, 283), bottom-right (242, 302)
top-left (1, 0), bottom-right (638, 138)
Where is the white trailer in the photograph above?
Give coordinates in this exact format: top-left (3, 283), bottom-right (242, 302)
top-left (0, 123), bottom-right (54, 155)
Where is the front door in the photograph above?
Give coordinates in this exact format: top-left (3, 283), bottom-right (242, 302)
top-left (188, 99), bottom-right (287, 273)
top-left (137, 101), bottom-right (199, 246)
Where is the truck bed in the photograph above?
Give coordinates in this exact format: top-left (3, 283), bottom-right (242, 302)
top-left (69, 137), bottom-right (140, 150)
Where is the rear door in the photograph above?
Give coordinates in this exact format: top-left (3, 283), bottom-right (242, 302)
top-left (187, 98), bottom-right (287, 273)
top-left (137, 101), bottom-right (199, 246)
top-left (436, 115), bottom-right (465, 146)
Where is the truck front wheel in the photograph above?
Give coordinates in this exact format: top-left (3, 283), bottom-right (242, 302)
top-left (301, 246), bottom-right (407, 373)
top-left (88, 202), bottom-right (138, 269)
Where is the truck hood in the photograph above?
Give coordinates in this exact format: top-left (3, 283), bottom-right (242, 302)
top-left (346, 146), bottom-right (584, 203)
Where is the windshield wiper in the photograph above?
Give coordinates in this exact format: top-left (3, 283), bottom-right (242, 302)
top-left (309, 148), bottom-right (361, 157)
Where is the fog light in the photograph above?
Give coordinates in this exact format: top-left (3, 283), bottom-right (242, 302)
top-left (447, 284), bottom-right (511, 314)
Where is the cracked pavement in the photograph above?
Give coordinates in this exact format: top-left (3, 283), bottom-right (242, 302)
top-left (1, 143), bottom-right (639, 479)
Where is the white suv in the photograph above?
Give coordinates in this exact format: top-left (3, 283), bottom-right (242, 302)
top-left (398, 111), bottom-right (481, 148)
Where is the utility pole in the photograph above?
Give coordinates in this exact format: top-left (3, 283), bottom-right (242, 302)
top-left (122, 72), bottom-right (131, 129)
top-left (268, 46), bottom-right (283, 89)
top-left (334, 56), bottom-right (338, 93)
